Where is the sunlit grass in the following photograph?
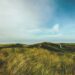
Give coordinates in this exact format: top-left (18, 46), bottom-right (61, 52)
top-left (0, 45), bottom-right (75, 75)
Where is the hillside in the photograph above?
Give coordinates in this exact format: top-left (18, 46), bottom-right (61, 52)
top-left (0, 42), bottom-right (75, 75)
top-left (28, 42), bottom-right (75, 52)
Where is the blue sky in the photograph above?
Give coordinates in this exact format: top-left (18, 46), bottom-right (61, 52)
top-left (0, 0), bottom-right (75, 44)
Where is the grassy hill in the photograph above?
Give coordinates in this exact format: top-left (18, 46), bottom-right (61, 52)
top-left (0, 42), bottom-right (75, 75)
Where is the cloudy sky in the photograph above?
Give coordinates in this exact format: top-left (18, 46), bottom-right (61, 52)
top-left (0, 0), bottom-right (75, 44)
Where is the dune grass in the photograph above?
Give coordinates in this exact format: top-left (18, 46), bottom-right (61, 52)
top-left (0, 45), bottom-right (75, 75)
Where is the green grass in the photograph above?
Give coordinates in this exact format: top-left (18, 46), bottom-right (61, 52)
top-left (0, 43), bottom-right (75, 75)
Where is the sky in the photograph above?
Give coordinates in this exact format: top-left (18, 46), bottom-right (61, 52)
top-left (0, 0), bottom-right (75, 44)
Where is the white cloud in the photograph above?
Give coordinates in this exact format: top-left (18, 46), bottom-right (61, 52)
top-left (0, 0), bottom-right (54, 33)
top-left (28, 23), bottom-right (63, 40)
top-left (27, 24), bottom-right (61, 36)
top-left (47, 33), bottom-right (63, 37)
top-left (0, 0), bottom-right (57, 43)
top-left (33, 33), bottom-right (63, 38)
top-left (51, 24), bottom-right (60, 32)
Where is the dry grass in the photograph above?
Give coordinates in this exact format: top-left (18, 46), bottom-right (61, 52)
top-left (0, 46), bottom-right (75, 75)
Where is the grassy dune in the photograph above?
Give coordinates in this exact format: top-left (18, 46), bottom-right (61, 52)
top-left (0, 43), bottom-right (75, 75)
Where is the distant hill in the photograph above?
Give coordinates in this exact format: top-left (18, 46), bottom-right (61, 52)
top-left (0, 42), bottom-right (75, 52)
top-left (28, 42), bottom-right (75, 52)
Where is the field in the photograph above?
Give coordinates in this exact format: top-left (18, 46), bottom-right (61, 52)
top-left (0, 42), bottom-right (75, 75)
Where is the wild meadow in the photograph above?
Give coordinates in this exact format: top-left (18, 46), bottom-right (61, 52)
top-left (0, 43), bottom-right (75, 75)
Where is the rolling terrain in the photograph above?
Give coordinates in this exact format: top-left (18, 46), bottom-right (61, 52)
top-left (0, 42), bottom-right (75, 75)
